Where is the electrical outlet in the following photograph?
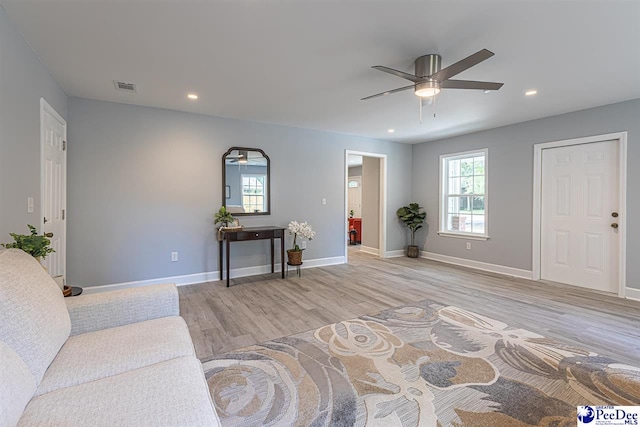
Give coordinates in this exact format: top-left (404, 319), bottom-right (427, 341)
top-left (301, 241), bottom-right (307, 249)
top-left (171, 252), bottom-right (178, 262)
top-left (466, 242), bottom-right (471, 250)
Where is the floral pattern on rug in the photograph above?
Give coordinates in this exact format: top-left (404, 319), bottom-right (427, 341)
top-left (202, 299), bottom-right (640, 426)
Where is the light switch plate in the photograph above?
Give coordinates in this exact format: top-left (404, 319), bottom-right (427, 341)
top-left (27, 197), bottom-right (34, 213)
top-left (321, 198), bottom-right (327, 206)
top-left (171, 252), bottom-right (178, 262)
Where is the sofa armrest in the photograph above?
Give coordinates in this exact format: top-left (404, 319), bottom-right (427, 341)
top-left (65, 284), bottom-right (179, 336)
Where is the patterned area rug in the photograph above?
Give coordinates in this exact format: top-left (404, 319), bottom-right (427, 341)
top-left (202, 298), bottom-right (640, 426)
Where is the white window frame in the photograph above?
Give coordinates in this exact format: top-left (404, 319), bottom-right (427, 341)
top-left (241, 173), bottom-right (267, 213)
top-left (438, 148), bottom-right (489, 240)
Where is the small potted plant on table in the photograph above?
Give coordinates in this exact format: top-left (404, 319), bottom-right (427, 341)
top-left (396, 203), bottom-right (427, 258)
top-left (214, 206), bottom-right (235, 240)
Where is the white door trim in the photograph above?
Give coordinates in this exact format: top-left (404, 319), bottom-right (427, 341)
top-left (40, 98), bottom-right (67, 279)
top-left (344, 150), bottom-right (387, 262)
top-left (532, 132), bottom-right (627, 297)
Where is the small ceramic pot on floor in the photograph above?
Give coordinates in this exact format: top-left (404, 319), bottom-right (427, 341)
top-left (407, 245), bottom-right (420, 258)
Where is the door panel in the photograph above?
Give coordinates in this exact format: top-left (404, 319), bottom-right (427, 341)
top-left (41, 101), bottom-right (66, 285)
top-left (541, 140), bottom-right (618, 292)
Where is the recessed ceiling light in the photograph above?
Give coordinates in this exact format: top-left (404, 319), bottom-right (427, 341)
top-left (525, 90), bottom-right (538, 96)
top-left (187, 93), bottom-right (198, 100)
top-left (483, 90), bottom-right (491, 94)
top-left (388, 129), bottom-right (395, 133)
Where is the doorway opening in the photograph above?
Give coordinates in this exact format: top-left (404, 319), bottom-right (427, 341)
top-left (345, 150), bottom-right (387, 263)
top-left (532, 132), bottom-right (627, 297)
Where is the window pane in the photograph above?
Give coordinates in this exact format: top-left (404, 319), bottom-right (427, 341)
top-left (448, 177), bottom-right (460, 194)
top-left (474, 157), bottom-right (485, 175)
top-left (460, 158), bottom-right (474, 176)
top-left (472, 196), bottom-right (485, 213)
top-left (448, 159), bottom-right (460, 177)
top-left (460, 177), bottom-right (473, 195)
top-left (447, 196), bottom-right (460, 215)
top-left (458, 196), bottom-right (471, 214)
top-left (471, 215), bottom-right (485, 234)
top-left (449, 214), bottom-right (471, 232)
top-left (473, 176), bottom-right (485, 194)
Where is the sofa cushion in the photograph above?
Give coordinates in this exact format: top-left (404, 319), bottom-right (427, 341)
top-left (20, 357), bottom-right (220, 427)
top-left (0, 341), bottom-right (36, 427)
top-left (0, 249), bottom-right (71, 385)
top-left (36, 316), bottom-right (195, 395)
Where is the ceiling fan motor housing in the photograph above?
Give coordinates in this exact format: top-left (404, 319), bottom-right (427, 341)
top-left (415, 54), bottom-right (441, 77)
top-left (414, 54), bottom-right (442, 96)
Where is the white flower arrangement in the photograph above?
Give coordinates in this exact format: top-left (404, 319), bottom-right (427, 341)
top-left (288, 220), bottom-right (315, 252)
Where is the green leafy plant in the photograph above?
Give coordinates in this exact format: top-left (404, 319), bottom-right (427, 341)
top-left (396, 203), bottom-right (427, 246)
top-left (2, 225), bottom-right (55, 260)
top-left (349, 209), bottom-right (354, 218)
top-left (214, 206), bottom-right (234, 227)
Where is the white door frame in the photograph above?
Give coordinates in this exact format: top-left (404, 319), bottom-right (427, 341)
top-left (40, 98), bottom-right (67, 278)
top-left (532, 132), bottom-right (627, 297)
top-left (345, 150), bottom-right (387, 262)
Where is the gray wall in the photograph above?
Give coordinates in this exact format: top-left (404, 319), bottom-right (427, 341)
top-left (361, 157), bottom-right (380, 249)
top-left (412, 98), bottom-right (640, 289)
top-left (67, 97), bottom-right (413, 287)
top-left (0, 6), bottom-right (67, 239)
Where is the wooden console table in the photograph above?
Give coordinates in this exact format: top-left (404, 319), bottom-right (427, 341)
top-left (219, 226), bottom-right (286, 287)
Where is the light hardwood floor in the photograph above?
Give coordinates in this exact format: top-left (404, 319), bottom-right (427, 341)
top-left (179, 251), bottom-right (640, 366)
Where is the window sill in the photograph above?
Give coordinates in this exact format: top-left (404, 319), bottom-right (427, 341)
top-left (437, 231), bottom-right (489, 241)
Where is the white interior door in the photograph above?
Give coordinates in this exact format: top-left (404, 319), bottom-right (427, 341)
top-left (41, 99), bottom-right (67, 286)
top-left (348, 176), bottom-right (362, 218)
top-left (541, 140), bottom-right (619, 292)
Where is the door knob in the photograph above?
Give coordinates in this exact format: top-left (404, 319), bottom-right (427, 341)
top-left (612, 212), bottom-right (619, 218)
top-left (611, 223), bottom-right (619, 229)
top-left (44, 232), bottom-right (54, 238)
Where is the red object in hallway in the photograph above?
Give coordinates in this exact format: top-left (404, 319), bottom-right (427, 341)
top-left (349, 218), bottom-right (362, 244)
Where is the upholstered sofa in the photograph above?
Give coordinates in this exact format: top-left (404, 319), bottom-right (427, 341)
top-left (0, 249), bottom-right (220, 426)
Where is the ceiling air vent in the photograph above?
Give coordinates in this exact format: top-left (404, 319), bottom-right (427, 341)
top-left (114, 81), bottom-right (137, 92)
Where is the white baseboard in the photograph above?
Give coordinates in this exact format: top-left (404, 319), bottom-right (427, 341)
top-left (359, 246), bottom-right (380, 256)
top-left (625, 287), bottom-right (640, 301)
top-left (83, 256), bottom-right (345, 294)
top-left (420, 251), bottom-right (533, 280)
top-left (385, 250), bottom-right (405, 258)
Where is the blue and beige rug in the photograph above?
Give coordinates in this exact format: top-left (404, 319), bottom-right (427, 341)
top-left (203, 298), bottom-right (640, 426)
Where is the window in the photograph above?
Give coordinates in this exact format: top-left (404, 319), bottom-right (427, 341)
top-left (439, 149), bottom-right (488, 239)
top-left (241, 174), bottom-right (267, 213)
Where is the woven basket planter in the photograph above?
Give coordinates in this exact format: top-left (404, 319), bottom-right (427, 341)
top-left (287, 250), bottom-right (303, 265)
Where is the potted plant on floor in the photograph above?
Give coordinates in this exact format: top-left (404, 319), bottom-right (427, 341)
top-left (287, 220), bottom-right (315, 265)
top-left (396, 203), bottom-right (426, 258)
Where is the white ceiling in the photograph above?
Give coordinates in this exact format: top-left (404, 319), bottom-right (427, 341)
top-left (2, 0), bottom-right (639, 143)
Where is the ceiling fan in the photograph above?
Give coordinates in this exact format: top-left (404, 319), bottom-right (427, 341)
top-left (362, 49), bottom-right (503, 101)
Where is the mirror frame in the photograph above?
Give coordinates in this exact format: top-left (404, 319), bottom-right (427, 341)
top-left (222, 147), bottom-right (271, 216)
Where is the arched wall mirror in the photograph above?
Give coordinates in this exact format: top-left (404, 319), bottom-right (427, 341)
top-left (222, 147), bottom-right (270, 216)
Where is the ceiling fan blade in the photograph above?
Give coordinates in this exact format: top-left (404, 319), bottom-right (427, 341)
top-left (372, 66), bottom-right (423, 83)
top-left (361, 84), bottom-right (415, 101)
top-left (440, 80), bottom-right (504, 90)
top-left (429, 49), bottom-right (495, 82)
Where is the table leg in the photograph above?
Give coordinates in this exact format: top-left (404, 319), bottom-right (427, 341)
top-left (281, 236), bottom-right (285, 278)
top-left (271, 238), bottom-right (275, 273)
top-left (226, 238), bottom-right (231, 287)
top-left (219, 240), bottom-right (223, 281)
